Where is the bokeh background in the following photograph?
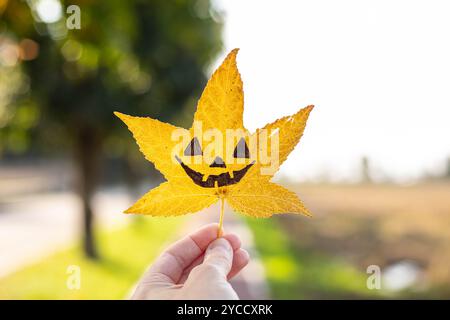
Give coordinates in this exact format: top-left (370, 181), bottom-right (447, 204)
top-left (0, 0), bottom-right (449, 299)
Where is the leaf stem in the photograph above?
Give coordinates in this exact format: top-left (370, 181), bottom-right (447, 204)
top-left (217, 197), bottom-right (225, 238)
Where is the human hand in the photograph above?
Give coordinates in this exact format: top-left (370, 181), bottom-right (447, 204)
top-left (131, 223), bottom-right (250, 300)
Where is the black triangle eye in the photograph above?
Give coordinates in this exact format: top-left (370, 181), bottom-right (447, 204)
top-left (233, 138), bottom-right (250, 158)
top-left (184, 137), bottom-right (203, 156)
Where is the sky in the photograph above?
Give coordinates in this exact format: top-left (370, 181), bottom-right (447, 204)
top-left (212, 0), bottom-right (450, 183)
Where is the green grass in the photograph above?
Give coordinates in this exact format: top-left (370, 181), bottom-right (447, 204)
top-left (246, 217), bottom-right (378, 299)
top-left (0, 216), bottom-right (183, 299)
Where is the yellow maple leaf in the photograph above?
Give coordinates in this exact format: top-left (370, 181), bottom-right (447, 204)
top-left (115, 49), bottom-right (314, 234)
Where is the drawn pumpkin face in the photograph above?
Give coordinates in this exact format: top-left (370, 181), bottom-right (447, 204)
top-left (175, 135), bottom-right (255, 188)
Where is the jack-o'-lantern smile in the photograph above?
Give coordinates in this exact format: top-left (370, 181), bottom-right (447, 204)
top-left (175, 137), bottom-right (255, 188)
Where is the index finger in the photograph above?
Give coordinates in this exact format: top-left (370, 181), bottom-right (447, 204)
top-left (147, 223), bottom-right (221, 285)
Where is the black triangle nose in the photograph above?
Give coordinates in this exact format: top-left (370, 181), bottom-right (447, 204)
top-left (210, 156), bottom-right (226, 168)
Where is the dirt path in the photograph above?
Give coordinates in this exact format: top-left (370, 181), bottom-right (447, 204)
top-left (0, 188), bottom-right (132, 278)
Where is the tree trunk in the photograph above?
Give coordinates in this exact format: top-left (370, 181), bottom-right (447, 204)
top-left (74, 127), bottom-right (102, 259)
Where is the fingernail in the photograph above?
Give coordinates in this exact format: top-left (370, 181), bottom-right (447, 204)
top-left (206, 238), bottom-right (232, 254)
top-left (240, 248), bottom-right (250, 260)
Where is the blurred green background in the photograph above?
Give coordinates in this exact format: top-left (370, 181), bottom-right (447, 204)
top-left (0, 0), bottom-right (221, 299)
top-left (0, 0), bottom-right (449, 299)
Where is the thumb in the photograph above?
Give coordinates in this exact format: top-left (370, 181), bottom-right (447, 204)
top-left (202, 238), bottom-right (233, 277)
top-left (180, 238), bottom-right (238, 299)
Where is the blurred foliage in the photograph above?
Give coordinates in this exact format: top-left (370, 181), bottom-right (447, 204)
top-left (0, 0), bottom-right (223, 258)
top-left (247, 217), bottom-right (374, 299)
top-left (0, 0), bottom-right (222, 155)
top-left (0, 216), bottom-right (183, 299)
